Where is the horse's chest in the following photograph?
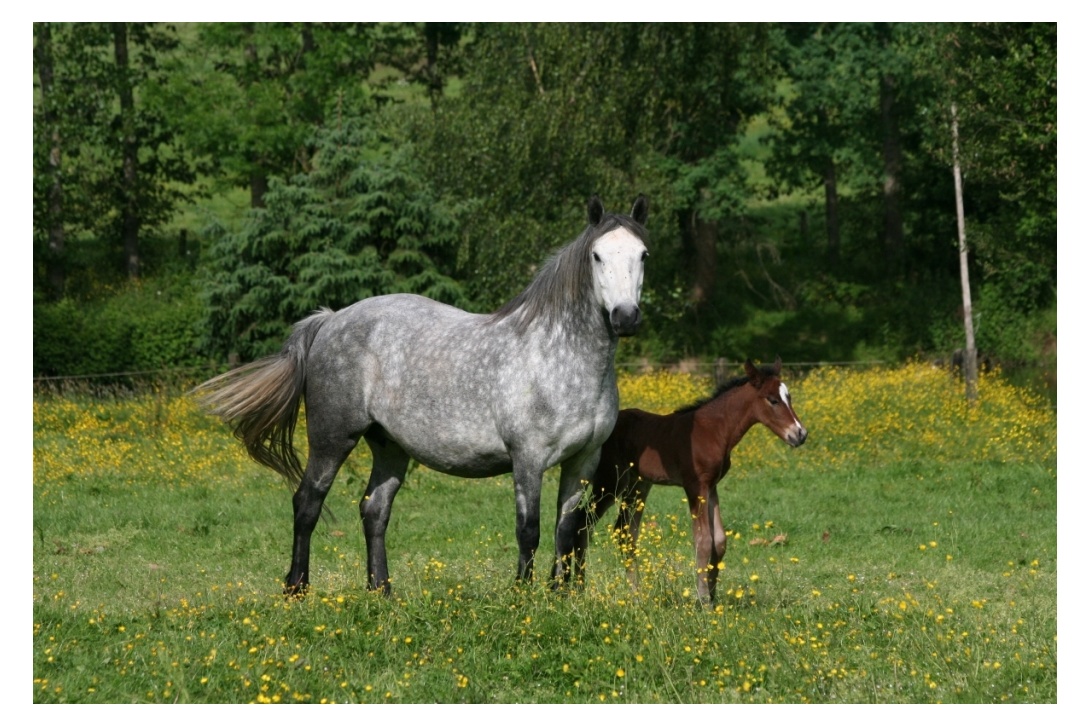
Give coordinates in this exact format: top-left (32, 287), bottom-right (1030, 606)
top-left (502, 370), bottom-right (616, 452)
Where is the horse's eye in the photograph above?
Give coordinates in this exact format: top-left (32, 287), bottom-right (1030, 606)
top-left (593, 252), bottom-right (602, 263)
top-left (641, 250), bottom-right (649, 260)
top-left (767, 396), bottom-right (779, 406)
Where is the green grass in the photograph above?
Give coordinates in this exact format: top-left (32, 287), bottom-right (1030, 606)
top-left (33, 366), bottom-right (1056, 703)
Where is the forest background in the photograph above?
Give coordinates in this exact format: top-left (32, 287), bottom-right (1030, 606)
top-left (31, 22), bottom-right (1057, 383)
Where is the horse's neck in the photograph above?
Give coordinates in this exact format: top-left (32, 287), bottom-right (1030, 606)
top-left (508, 303), bottom-right (617, 374)
top-left (701, 387), bottom-right (759, 455)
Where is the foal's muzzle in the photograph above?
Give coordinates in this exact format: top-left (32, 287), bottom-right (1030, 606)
top-left (610, 303), bottom-right (642, 337)
top-left (787, 424), bottom-right (808, 447)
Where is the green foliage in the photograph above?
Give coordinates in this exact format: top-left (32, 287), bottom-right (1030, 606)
top-left (33, 275), bottom-right (205, 378)
top-left (32, 22), bottom-right (1057, 373)
top-left (913, 23), bottom-right (1057, 313)
top-left (160, 23), bottom-right (382, 198)
top-left (33, 23), bottom-right (196, 294)
top-left (199, 116), bottom-right (467, 360)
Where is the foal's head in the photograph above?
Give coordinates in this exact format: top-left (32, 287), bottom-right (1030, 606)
top-left (744, 357), bottom-right (807, 447)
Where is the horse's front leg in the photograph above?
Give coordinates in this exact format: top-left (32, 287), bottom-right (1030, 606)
top-left (512, 457), bottom-right (545, 584)
top-left (685, 481), bottom-right (717, 605)
top-left (286, 437), bottom-right (357, 596)
top-left (553, 450), bottom-right (600, 589)
top-left (360, 437), bottom-right (410, 595)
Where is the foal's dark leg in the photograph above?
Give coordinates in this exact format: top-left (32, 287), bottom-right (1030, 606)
top-left (360, 435), bottom-right (410, 595)
top-left (612, 478), bottom-right (652, 590)
top-left (285, 437), bottom-right (358, 595)
top-left (685, 480), bottom-right (718, 605)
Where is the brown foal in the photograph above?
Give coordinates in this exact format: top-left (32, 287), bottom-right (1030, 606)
top-left (590, 357), bottom-right (807, 603)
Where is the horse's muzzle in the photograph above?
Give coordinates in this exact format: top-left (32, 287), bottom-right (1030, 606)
top-left (610, 304), bottom-right (642, 337)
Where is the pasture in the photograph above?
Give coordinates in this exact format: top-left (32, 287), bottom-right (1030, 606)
top-left (32, 363), bottom-right (1057, 703)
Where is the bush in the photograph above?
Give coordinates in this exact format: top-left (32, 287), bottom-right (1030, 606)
top-left (33, 275), bottom-right (205, 378)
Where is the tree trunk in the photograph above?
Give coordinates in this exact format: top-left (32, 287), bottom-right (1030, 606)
top-left (880, 71), bottom-right (905, 269)
top-left (243, 24), bottom-right (268, 209)
top-left (250, 170), bottom-right (268, 209)
top-left (424, 23), bottom-right (444, 107)
top-left (823, 158), bottom-right (840, 265)
top-left (35, 22), bottom-right (66, 299)
top-left (951, 103), bottom-right (978, 402)
top-left (678, 209), bottom-right (718, 307)
top-left (113, 22), bottom-right (141, 279)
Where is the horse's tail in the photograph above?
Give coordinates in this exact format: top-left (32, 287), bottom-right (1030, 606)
top-left (194, 308), bottom-right (334, 482)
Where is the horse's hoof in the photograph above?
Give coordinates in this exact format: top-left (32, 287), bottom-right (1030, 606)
top-left (283, 580), bottom-right (309, 599)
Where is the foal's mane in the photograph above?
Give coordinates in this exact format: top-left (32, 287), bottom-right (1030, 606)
top-left (672, 362), bottom-right (781, 415)
top-left (489, 213), bottom-right (649, 333)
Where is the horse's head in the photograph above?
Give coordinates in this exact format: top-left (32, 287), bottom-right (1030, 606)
top-left (745, 356), bottom-right (808, 447)
top-left (587, 195), bottom-right (649, 337)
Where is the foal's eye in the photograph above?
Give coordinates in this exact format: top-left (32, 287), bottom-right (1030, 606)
top-left (767, 396), bottom-right (780, 406)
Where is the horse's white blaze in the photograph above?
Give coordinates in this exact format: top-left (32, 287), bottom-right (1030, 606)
top-left (591, 227), bottom-right (646, 312)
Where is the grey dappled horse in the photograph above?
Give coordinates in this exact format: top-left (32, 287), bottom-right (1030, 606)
top-left (196, 195), bottom-right (650, 596)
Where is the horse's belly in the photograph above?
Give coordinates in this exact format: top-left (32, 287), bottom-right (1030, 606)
top-left (388, 426), bottom-right (514, 479)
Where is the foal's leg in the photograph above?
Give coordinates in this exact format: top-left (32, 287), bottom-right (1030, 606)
top-left (705, 484), bottom-right (728, 602)
top-left (685, 480), bottom-right (718, 604)
top-left (360, 434), bottom-right (410, 595)
top-left (286, 436), bottom-right (358, 595)
top-left (553, 451), bottom-right (600, 588)
top-left (613, 478), bottom-right (652, 591)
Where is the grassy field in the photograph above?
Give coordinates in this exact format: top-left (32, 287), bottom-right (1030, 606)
top-left (32, 362), bottom-right (1057, 703)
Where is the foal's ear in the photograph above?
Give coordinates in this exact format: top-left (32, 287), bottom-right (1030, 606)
top-left (588, 195), bottom-right (605, 226)
top-left (744, 358), bottom-right (759, 383)
top-left (630, 194), bottom-right (649, 226)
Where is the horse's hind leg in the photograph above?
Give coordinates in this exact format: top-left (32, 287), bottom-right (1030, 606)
top-left (360, 433), bottom-right (410, 595)
top-left (286, 437), bottom-right (358, 595)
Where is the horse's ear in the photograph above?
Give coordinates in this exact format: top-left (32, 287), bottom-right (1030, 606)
top-left (588, 195), bottom-right (605, 226)
top-left (630, 194), bottom-right (649, 225)
top-left (772, 355), bottom-right (782, 375)
top-left (744, 359), bottom-right (759, 382)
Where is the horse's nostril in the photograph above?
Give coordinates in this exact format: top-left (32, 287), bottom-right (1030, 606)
top-left (610, 304), bottom-right (641, 336)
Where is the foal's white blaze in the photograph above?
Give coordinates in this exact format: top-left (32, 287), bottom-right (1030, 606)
top-left (780, 382), bottom-right (804, 429)
top-left (591, 227), bottom-right (647, 312)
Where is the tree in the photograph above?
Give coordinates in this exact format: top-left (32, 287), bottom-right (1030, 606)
top-left (33, 23), bottom-right (66, 299)
top-left (32, 23), bottom-right (195, 291)
top-left (770, 23), bottom-right (917, 269)
top-left (421, 23), bottom-right (778, 317)
top-left (164, 22), bottom-right (381, 208)
top-left (914, 23), bottom-right (1056, 364)
top-left (200, 114), bottom-right (467, 361)
top-left (951, 103), bottom-right (978, 400)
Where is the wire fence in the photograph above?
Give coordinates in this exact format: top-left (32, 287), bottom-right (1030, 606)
top-left (31, 359), bottom-right (894, 397)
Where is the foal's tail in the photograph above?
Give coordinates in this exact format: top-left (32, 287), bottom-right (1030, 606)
top-left (193, 309), bottom-right (334, 483)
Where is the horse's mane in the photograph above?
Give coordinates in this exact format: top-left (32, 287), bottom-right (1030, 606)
top-left (489, 213), bottom-right (649, 333)
top-left (672, 362), bottom-right (780, 414)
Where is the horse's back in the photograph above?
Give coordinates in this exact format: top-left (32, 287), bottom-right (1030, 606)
top-left (301, 293), bottom-right (615, 478)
